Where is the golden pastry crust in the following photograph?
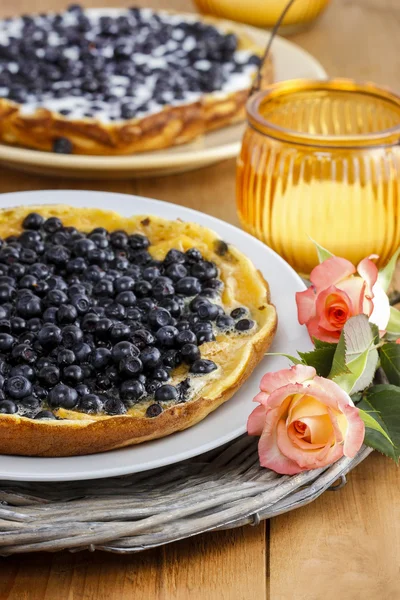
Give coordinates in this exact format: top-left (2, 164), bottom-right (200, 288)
top-left (0, 205), bottom-right (277, 456)
top-left (0, 13), bottom-right (273, 156)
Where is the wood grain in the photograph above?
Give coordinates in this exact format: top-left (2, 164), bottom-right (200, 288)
top-left (0, 0), bottom-right (399, 599)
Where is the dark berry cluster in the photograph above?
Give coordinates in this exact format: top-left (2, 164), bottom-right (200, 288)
top-left (0, 212), bottom-right (254, 420)
top-left (0, 4), bottom-right (261, 134)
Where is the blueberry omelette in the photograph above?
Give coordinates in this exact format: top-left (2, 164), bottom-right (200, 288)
top-left (0, 205), bottom-right (277, 457)
top-left (0, 5), bottom-right (273, 155)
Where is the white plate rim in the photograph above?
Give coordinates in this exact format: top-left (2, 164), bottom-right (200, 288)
top-left (0, 189), bottom-right (312, 481)
top-left (0, 12), bottom-right (327, 172)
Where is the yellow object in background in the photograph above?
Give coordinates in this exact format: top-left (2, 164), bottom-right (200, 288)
top-left (193, 0), bottom-right (331, 32)
top-left (236, 79), bottom-right (400, 276)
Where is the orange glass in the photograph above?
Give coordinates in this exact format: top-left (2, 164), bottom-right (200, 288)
top-left (236, 79), bottom-right (400, 276)
top-left (193, 0), bottom-right (331, 33)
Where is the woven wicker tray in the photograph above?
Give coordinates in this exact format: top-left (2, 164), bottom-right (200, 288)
top-left (0, 436), bottom-right (372, 556)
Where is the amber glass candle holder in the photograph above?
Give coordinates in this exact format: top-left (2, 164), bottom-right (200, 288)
top-left (236, 79), bottom-right (400, 276)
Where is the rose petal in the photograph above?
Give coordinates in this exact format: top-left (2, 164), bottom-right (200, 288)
top-left (310, 257), bottom-right (356, 292)
top-left (305, 315), bottom-right (341, 343)
top-left (287, 395), bottom-right (329, 424)
top-left (335, 278), bottom-right (366, 316)
top-left (357, 257), bottom-right (379, 294)
top-left (258, 408), bottom-right (303, 475)
top-left (369, 282), bottom-right (390, 332)
top-left (316, 286), bottom-right (353, 332)
top-left (260, 365), bottom-right (316, 394)
top-left (296, 286), bottom-right (317, 325)
top-left (312, 376), bottom-right (355, 411)
top-left (276, 419), bottom-right (338, 469)
top-left (247, 404), bottom-right (267, 436)
top-left (342, 404), bottom-right (365, 458)
top-left (253, 391), bottom-right (270, 405)
top-left (296, 414), bottom-right (334, 445)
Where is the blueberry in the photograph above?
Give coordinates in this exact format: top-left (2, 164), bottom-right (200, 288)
top-left (146, 403), bottom-right (163, 417)
top-left (37, 324), bottom-right (62, 348)
top-left (0, 282), bottom-right (15, 303)
top-left (152, 367), bottom-right (170, 382)
top-left (109, 322), bottom-right (130, 342)
top-left (0, 319), bottom-right (11, 333)
top-left (104, 397), bottom-right (126, 415)
top-left (0, 399), bottom-right (18, 414)
top-left (56, 304), bottom-right (78, 324)
top-left (46, 289), bottom-right (68, 307)
top-left (160, 296), bottom-right (184, 318)
top-left (95, 318), bottom-right (113, 340)
top-left (236, 319), bottom-right (255, 331)
top-left (128, 234), bottom-right (150, 250)
top-left (152, 277), bottom-right (175, 300)
top-left (39, 365), bottom-right (60, 387)
top-left (19, 395), bottom-right (41, 412)
top-left (196, 330), bottom-right (215, 344)
top-left (8, 263), bottom-right (26, 279)
top-left (190, 359), bottom-right (218, 375)
top-left (53, 137), bottom-right (73, 154)
top-left (156, 326), bottom-right (178, 347)
top-left (185, 248), bottom-right (202, 263)
top-left (111, 342), bottom-right (139, 364)
top-left (105, 302), bottom-right (125, 320)
top-left (45, 245), bottom-right (70, 267)
top-left (48, 383), bottom-right (78, 409)
top-left (164, 249), bottom-right (186, 265)
top-left (231, 307), bottom-right (248, 320)
top-left (75, 343), bottom-right (92, 363)
top-left (197, 300), bottom-right (219, 321)
top-left (162, 349), bottom-right (181, 369)
top-left (34, 410), bottom-right (57, 420)
top-left (120, 379), bottom-right (145, 404)
top-left (5, 375), bottom-right (32, 399)
top-left (76, 383), bottom-right (91, 397)
top-left (22, 212), bottom-right (44, 230)
top-left (63, 365), bottom-right (84, 384)
top-left (57, 348), bottom-right (75, 366)
top-left (155, 384), bottom-right (178, 402)
top-left (72, 238), bottom-right (96, 256)
top-left (142, 266), bottom-right (160, 281)
top-left (116, 291), bottom-right (136, 307)
top-left (181, 343), bottom-right (201, 364)
top-left (166, 263), bottom-right (188, 281)
top-left (0, 332), bottom-right (14, 351)
top-left (176, 329), bottom-right (197, 346)
top-left (87, 248), bottom-right (107, 265)
top-left (27, 318), bottom-right (43, 332)
top-left (140, 346), bottom-right (161, 369)
top-left (216, 315), bottom-right (235, 330)
top-left (119, 356), bottom-right (143, 377)
top-left (134, 280), bottom-right (152, 298)
top-left (91, 347), bottom-right (111, 369)
top-left (78, 393), bottom-right (104, 414)
top-left (9, 364), bottom-right (35, 381)
top-left (110, 230), bottom-right (128, 249)
top-left (147, 307), bottom-right (172, 330)
top-left (175, 277), bottom-right (202, 296)
top-left (131, 328), bottom-right (155, 349)
top-left (191, 261), bottom-right (218, 281)
top-left (94, 279), bottom-right (114, 297)
top-left (71, 295), bottom-right (91, 315)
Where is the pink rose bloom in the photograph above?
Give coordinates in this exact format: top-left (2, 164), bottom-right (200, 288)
top-left (296, 256), bottom-right (390, 343)
top-left (247, 365), bottom-right (365, 475)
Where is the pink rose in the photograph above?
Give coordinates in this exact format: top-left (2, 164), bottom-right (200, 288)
top-left (247, 365), bottom-right (365, 475)
top-left (296, 256), bottom-right (390, 343)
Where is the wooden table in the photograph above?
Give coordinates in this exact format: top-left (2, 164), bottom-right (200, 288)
top-left (0, 1), bottom-right (399, 598)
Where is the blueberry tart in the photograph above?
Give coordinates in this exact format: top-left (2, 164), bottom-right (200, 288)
top-left (0, 5), bottom-right (273, 155)
top-left (0, 205), bottom-right (277, 456)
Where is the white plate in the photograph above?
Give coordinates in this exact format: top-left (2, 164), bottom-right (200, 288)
top-left (0, 190), bottom-right (312, 481)
top-left (0, 12), bottom-right (327, 179)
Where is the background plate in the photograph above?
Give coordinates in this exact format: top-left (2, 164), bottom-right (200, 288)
top-left (0, 11), bottom-right (327, 179)
top-left (0, 190), bottom-right (312, 481)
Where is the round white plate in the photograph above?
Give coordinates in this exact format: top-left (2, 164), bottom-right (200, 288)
top-left (0, 12), bottom-right (327, 179)
top-left (0, 190), bottom-right (312, 481)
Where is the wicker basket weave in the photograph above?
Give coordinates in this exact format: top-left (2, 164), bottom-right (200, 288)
top-left (0, 436), bottom-right (372, 556)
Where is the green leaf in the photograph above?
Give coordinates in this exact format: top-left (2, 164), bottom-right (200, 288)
top-left (378, 246), bottom-right (400, 292)
top-left (309, 238), bottom-right (334, 263)
top-left (385, 307), bottom-right (400, 341)
top-left (265, 353), bottom-right (303, 365)
top-left (380, 343), bottom-right (400, 386)
top-left (298, 346), bottom-right (336, 377)
top-left (359, 384), bottom-right (400, 462)
top-left (329, 315), bottom-right (378, 394)
top-left (358, 408), bottom-right (394, 446)
top-left (312, 338), bottom-right (337, 350)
